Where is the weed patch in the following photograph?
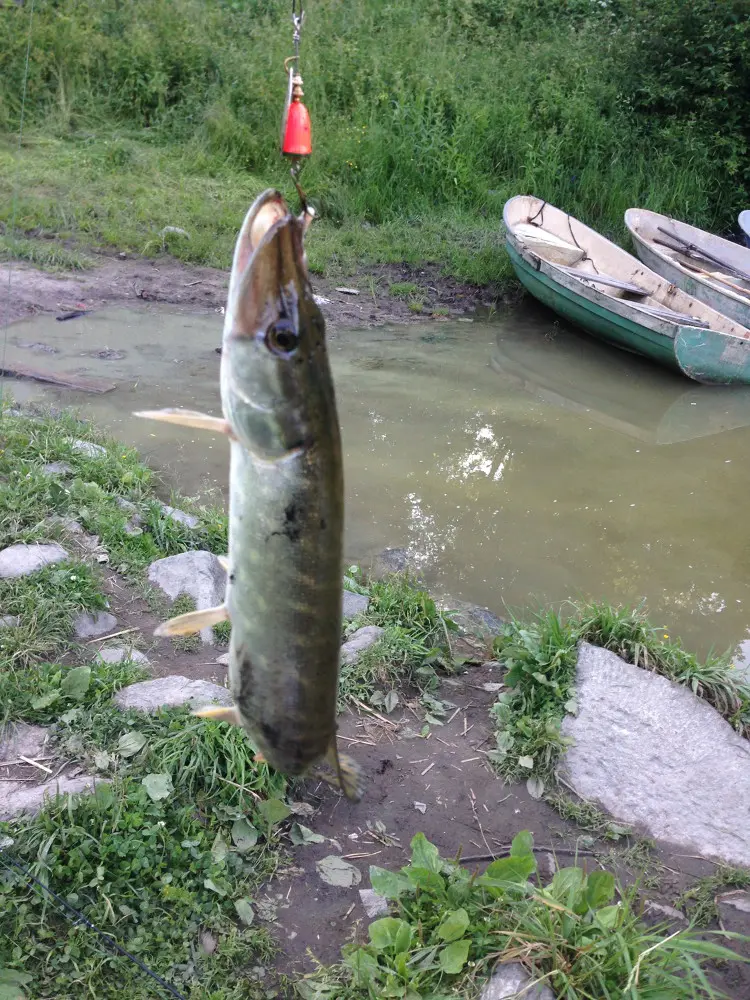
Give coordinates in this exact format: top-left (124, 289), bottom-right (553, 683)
top-left (676, 867), bottom-right (750, 928)
top-left (297, 831), bottom-right (746, 999)
top-left (488, 602), bottom-right (750, 796)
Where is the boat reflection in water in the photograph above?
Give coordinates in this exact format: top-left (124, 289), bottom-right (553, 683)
top-left (491, 306), bottom-right (750, 446)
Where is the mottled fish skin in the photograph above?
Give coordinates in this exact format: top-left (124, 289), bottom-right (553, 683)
top-left (220, 190), bottom-right (345, 777)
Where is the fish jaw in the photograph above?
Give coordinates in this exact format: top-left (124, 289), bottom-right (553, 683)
top-left (219, 189), bottom-right (329, 461)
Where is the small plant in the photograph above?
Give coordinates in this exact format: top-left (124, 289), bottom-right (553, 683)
top-left (676, 866), bottom-right (750, 927)
top-left (388, 282), bottom-right (419, 299)
top-left (297, 831), bottom-right (746, 999)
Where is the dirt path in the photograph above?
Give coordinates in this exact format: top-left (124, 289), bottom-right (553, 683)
top-left (0, 252), bottom-right (502, 331)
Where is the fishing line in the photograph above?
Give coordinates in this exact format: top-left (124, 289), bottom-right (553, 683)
top-left (0, 849), bottom-right (188, 1000)
top-left (1, 0), bottom-right (36, 414)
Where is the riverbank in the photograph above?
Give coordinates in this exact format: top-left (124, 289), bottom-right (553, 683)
top-left (1, 406), bottom-right (749, 998)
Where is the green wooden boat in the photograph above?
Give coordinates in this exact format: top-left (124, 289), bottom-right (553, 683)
top-left (503, 196), bottom-right (750, 385)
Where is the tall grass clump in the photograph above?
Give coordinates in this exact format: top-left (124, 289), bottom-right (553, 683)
top-left (0, 1), bottom-right (747, 280)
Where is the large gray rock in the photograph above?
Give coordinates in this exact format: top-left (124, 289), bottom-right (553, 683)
top-left (0, 722), bottom-right (49, 761)
top-left (0, 543), bottom-right (68, 579)
top-left (41, 461), bottom-right (73, 477)
top-left (148, 551), bottom-right (226, 645)
top-left (447, 599), bottom-right (504, 638)
top-left (480, 963), bottom-right (555, 1000)
top-left (561, 643), bottom-right (750, 867)
top-left (370, 547), bottom-right (422, 580)
top-left (0, 775), bottom-right (106, 822)
top-left (73, 611), bottom-right (117, 639)
top-left (95, 646), bottom-right (150, 666)
top-left (341, 625), bottom-right (384, 666)
top-left (114, 676), bottom-right (233, 713)
top-left (0, 615), bottom-right (20, 629)
top-left (343, 590), bottom-right (369, 621)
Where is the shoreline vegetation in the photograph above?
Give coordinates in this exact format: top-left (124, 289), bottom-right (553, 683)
top-left (0, 0), bottom-right (748, 288)
top-left (1, 403), bottom-right (749, 997)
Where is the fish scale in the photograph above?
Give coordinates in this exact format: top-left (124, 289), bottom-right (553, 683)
top-left (134, 189), bottom-right (364, 802)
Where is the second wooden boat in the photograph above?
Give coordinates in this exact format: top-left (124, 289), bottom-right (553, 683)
top-left (625, 207), bottom-right (750, 328)
top-left (503, 196), bottom-right (750, 385)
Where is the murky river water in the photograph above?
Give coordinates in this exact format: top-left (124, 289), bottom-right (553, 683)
top-left (4, 303), bottom-right (750, 658)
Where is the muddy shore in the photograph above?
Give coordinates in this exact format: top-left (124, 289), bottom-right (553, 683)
top-left (0, 251), bottom-right (507, 331)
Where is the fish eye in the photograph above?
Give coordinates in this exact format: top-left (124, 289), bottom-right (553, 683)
top-left (265, 321), bottom-right (300, 356)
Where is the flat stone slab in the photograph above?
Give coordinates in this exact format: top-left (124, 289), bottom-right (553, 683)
top-left (69, 438), bottom-right (106, 458)
top-left (114, 676), bottom-right (233, 713)
top-left (160, 503), bottom-right (199, 529)
top-left (561, 643), bottom-right (750, 867)
top-left (148, 551), bottom-right (226, 645)
top-left (0, 542), bottom-right (68, 579)
top-left (95, 646), bottom-right (150, 666)
top-left (42, 461), bottom-right (73, 477)
top-left (480, 962), bottom-right (555, 1000)
top-left (0, 615), bottom-right (20, 629)
top-left (359, 888), bottom-right (389, 918)
top-left (341, 625), bottom-right (384, 665)
top-left (342, 590), bottom-right (369, 620)
top-left (0, 722), bottom-right (50, 761)
top-left (73, 611), bottom-right (117, 639)
top-left (0, 774), bottom-right (106, 822)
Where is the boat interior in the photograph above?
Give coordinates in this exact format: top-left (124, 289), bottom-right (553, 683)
top-left (504, 196), bottom-right (750, 339)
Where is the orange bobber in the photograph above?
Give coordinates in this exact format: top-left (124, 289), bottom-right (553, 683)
top-left (282, 73), bottom-right (312, 157)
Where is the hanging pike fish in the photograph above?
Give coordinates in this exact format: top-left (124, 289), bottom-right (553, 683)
top-left (135, 190), bottom-right (363, 801)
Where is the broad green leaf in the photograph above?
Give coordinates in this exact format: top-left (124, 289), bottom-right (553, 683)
top-left (118, 731), bottom-right (146, 758)
top-left (526, 776), bottom-right (544, 799)
top-left (231, 818), bottom-right (259, 851)
top-left (369, 917), bottom-right (412, 954)
top-left (93, 751), bottom-right (111, 771)
top-left (61, 666), bottom-right (91, 701)
top-left (343, 947), bottom-right (381, 987)
top-left (484, 854), bottom-right (536, 883)
top-left (316, 856), bottom-right (361, 887)
top-left (31, 691), bottom-right (59, 710)
top-left (203, 878), bottom-right (227, 897)
top-left (510, 831), bottom-right (534, 858)
top-left (369, 866), bottom-right (410, 900)
top-left (517, 755), bottom-right (534, 769)
top-left (60, 708), bottom-right (80, 725)
top-left (586, 870), bottom-right (615, 909)
top-left (290, 823), bottom-right (325, 846)
top-left (437, 907), bottom-right (469, 942)
top-left (406, 867), bottom-right (446, 894)
top-left (141, 773), bottom-right (173, 802)
top-left (564, 698), bottom-right (578, 715)
top-left (94, 783), bottom-right (114, 808)
top-left (384, 690), bottom-right (399, 714)
top-left (550, 867), bottom-right (585, 904)
top-left (211, 833), bottom-right (229, 864)
top-left (234, 898), bottom-right (255, 925)
top-left (258, 797), bottom-right (291, 827)
top-left (438, 938), bottom-right (470, 974)
top-left (410, 832), bottom-right (441, 873)
top-left (594, 903), bottom-right (621, 930)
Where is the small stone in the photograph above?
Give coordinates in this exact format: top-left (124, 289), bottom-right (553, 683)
top-left (718, 890), bottom-right (750, 915)
top-left (115, 497), bottom-right (138, 515)
top-left (0, 615), bottom-right (20, 629)
top-left (335, 287), bottom-right (360, 296)
top-left (358, 888), bottom-right (389, 919)
top-left (482, 660), bottom-right (503, 670)
top-left (46, 515), bottom-right (84, 535)
top-left (73, 611), bottom-right (117, 639)
top-left (0, 543), bottom-right (68, 579)
top-left (313, 294), bottom-right (330, 306)
top-left (536, 853), bottom-right (557, 880)
top-left (480, 962), bottom-right (555, 1000)
top-left (448, 600), bottom-right (504, 638)
top-left (69, 439), bottom-right (106, 459)
top-left (482, 682), bottom-right (504, 693)
top-left (41, 462), bottom-right (73, 477)
top-left (114, 676), bottom-right (233, 713)
top-left (148, 551), bottom-right (226, 646)
top-left (0, 722), bottom-right (50, 761)
top-left (370, 547), bottom-right (422, 580)
top-left (160, 503), bottom-right (199, 529)
top-left (643, 900), bottom-right (687, 927)
top-left (215, 652), bottom-right (230, 666)
top-left (124, 520), bottom-right (143, 536)
top-left (342, 590), bottom-right (369, 621)
top-left (95, 647), bottom-right (150, 666)
top-left (0, 774), bottom-right (108, 822)
top-left (340, 625), bottom-right (385, 665)
top-left (414, 801), bottom-right (427, 814)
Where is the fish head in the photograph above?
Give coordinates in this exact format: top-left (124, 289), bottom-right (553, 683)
top-left (221, 189), bottom-right (335, 458)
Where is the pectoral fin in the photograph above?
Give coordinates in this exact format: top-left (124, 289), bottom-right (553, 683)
top-left (134, 408), bottom-right (232, 436)
top-left (192, 705), bottom-right (242, 726)
top-left (155, 604), bottom-right (229, 637)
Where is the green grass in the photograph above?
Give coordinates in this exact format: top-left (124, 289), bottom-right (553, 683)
top-left (488, 602), bottom-right (750, 794)
top-left (676, 867), bottom-right (750, 929)
top-left (297, 831), bottom-right (747, 1000)
top-left (0, 1), bottom-right (746, 285)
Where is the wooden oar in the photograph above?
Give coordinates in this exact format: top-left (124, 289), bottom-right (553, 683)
top-left (625, 300), bottom-right (710, 329)
top-left (680, 259), bottom-right (750, 301)
top-left (656, 226), bottom-right (750, 284)
top-left (557, 265), bottom-right (647, 296)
